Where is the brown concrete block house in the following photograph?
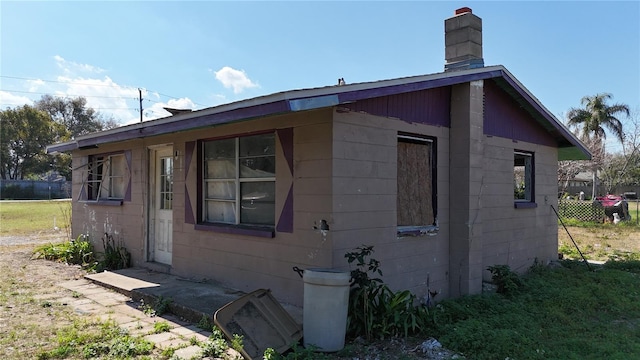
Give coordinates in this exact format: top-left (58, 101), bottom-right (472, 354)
top-left (47, 8), bottom-right (590, 306)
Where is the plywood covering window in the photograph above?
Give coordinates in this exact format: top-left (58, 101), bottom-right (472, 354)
top-left (86, 153), bottom-right (127, 200)
top-left (202, 133), bottom-right (276, 226)
top-left (397, 134), bottom-right (437, 235)
top-left (514, 150), bottom-right (535, 207)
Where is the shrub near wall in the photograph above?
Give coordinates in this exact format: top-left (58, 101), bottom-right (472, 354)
top-left (558, 199), bottom-right (605, 222)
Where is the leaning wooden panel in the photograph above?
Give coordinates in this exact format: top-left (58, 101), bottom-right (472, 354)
top-left (214, 289), bottom-right (302, 359)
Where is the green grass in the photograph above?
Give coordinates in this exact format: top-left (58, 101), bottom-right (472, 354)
top-left (428, 260), bottom-right (640, 360)
top-left (0, 200), bottom-right (71, 236)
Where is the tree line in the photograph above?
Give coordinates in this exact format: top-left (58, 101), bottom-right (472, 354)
top-left (0, 95), bottom-right (118, 180)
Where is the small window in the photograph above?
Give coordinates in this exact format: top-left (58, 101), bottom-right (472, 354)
top-left (514, 151), bottom-right (534, 203)
top-left (202, 133), bottom-right (276, 226)
top-left (397, 134), bottom-right (437, 235)
top-left (159, 157), bottom-right (173, 210)
top-left (87, 153), bottom-right (128, 200)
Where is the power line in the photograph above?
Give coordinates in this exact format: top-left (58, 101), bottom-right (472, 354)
top-left (1, 88), bottom-right (137, 100)
top-left (0, 75), bottom-right (139, 90)
top-left (0, 103), bottom-right (138, 111)
top-left (1, 75), bottom-right (207, 108)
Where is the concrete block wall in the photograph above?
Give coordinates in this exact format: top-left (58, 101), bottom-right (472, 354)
top-left (72, 140), bottom-right (146, 266)
top-left (169, 109), bottom-right (336, 306)
top-left (331, 109), bottom-right (451, 301)
top-left (481, 136), bottom-right (559, 279)
top-left (448, 81), bottom-right (485, 297)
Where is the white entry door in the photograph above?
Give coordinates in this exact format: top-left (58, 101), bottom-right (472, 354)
top-left (150, 147), bottom-right (173, 265)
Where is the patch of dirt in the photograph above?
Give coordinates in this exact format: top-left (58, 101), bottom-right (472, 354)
top-left (0, 242), bottom-right (86, 358)
top-left (558, 225), bottom-right (640, 261)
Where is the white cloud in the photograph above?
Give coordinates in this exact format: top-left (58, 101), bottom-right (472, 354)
top-left (27, 79), bottom-right (45, 92)
top-left (54, 75), bottom-right (139, 124)
top-left (0, 91), bottom-right (33, 108)
top-left (54, 55), bottom-right (105, 75)
top-left (4, 56), bottom-right (200, 126)
top-left (213, 66), bottom-right (258, 94)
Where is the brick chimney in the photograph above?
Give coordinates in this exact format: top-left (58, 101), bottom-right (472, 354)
top-left (445, 7), bottom-right (484, 72)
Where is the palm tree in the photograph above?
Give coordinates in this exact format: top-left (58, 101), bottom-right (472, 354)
top-left (567, 93), bottom-right (630, 198)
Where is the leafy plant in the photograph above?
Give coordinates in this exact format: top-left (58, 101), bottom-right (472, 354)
top-left (197, 315), bottom-right (213, 331)
top-left (153, 321), bottom-right (171, 333)
top-left (152, 295), bottom-right (172, 316)
top-left (200, 326), bottom-right (228, 358)
top-left (486, 265), bottom-right (522, 296)
top-left (345, 245), bottom-right (384, 340)
top-left (138, 298), bottom-right (156, 317)
top-left (345, 245), bottom-right (430, 340)
top-left (263, 347), bottom-right (279, 360)
top-left (161, 346), bottom-right (176, 358)
top-left (231, 333), bottom-right (244, 354)
top-left (32, 234), bottom-right (96, 269)
top-left (97, 232), bottom-right (131, 271)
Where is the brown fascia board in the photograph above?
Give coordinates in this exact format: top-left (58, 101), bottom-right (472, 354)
top-left (46, 65), bottom-right (590, 161)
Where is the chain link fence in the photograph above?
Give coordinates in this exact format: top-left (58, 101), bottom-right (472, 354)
top-left (558, 199), bottom-right (605, 223)
top-left (0, 180), bottom-right (71, 200)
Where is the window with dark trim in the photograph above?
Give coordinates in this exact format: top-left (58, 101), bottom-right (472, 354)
top-left (514, 150), bottom-right (535, 206)
top-left (201, 133), bottom-right (276, 226)
top-left (397, 134), bottom-right (437, 235)
top-left (86, 153), bottom-right (128, 200)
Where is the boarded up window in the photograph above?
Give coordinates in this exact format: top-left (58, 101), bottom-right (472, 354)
top-left (397, 137), bottom-right (435, 226)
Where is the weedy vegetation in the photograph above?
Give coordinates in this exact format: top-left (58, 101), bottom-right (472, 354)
top-left (337, 245), bottom-right (640, 360)
top-left (36, 319), bottom-right (154, 359)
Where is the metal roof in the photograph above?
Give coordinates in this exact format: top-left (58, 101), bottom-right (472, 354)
top-left (46, 65), bottom-right (590, 160)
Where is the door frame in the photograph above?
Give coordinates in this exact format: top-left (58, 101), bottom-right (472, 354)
top-left (147, 144), bottom-right (174, 264)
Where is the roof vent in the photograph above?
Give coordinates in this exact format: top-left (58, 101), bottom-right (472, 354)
top-left (163, 107), bottom-right (192, 116)
top-left (444, 7), bottom-right (484, 72)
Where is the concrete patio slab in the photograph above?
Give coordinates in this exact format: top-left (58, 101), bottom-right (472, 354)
top-left (85, 268), bottom-right (302, 325)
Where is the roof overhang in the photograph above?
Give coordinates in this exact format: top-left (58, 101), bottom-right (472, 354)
top-left (46, 65), bottom-right (590, 161)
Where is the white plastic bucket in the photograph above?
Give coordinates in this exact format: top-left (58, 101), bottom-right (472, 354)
top-left (302, 268), bottom-right (350, 352)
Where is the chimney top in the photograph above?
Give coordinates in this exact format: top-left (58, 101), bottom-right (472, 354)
top-left (455, 7), bottom-right (472, 15)
top-left (444, 8), bottom-right (484, 72)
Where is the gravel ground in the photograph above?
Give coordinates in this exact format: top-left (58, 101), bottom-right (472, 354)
top-left (0, 233), bottom-right (67, 246)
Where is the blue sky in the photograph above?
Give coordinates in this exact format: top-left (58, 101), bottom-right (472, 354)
top-left (1, 1), bottom-right (638, 150)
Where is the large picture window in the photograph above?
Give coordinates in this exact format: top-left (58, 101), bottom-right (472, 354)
top-left (397, 134), bottom-right (436, 233)
top-left (202, 133), bottom-right (276, 226)
top-left (87, 153), bottom-right (127, 200)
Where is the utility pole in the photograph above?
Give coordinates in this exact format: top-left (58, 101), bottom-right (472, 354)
top-left (138, 88), bottom-right (143, 122)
